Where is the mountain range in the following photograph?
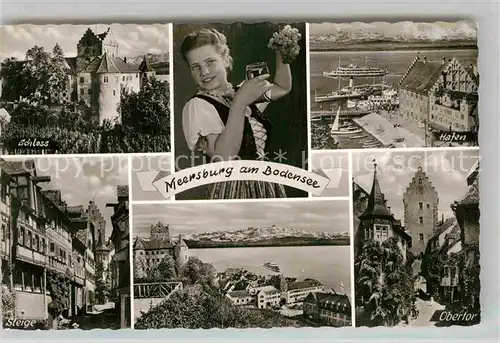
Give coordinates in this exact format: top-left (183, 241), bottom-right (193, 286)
top-left (182, 225), bottom-right (349, 244)
top-left (127, 52), bottom-right (169, 66)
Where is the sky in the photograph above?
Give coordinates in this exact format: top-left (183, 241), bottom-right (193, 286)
top-left (0, 24), bottom-right (169, 61)
top-left (10, 156), bottom-right (129, 241)
top-left (352, 149), bottom-right (479, 222)
top-left (309, 21), bottom-right (477, 41)
top-left (133, 200), bottom-right (350, 238)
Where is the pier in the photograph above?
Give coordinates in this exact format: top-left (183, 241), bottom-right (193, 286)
top-left (310, 110), bottom-right (370, 120)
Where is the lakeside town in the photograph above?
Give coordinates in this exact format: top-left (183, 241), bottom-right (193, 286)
top-left (0, 157), bottom-right (130, 330)
top-left (132, 201), bottom-right (352, 329)
top-left (310, 21), bottom-right (478, 150)
top-left (352, 150), bottom-right (480, 327)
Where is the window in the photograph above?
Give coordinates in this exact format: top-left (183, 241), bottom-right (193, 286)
top-left (103, 76), bottom-right (109, 84)
top-left (27, 231), bottom-right (33, 248)
top-left (1, 224), bottom-right (5, 241)
top-left (419, 217), bottom-right (424, 224)
top-left (50, 242), bottom-right (55, 253)
top-left (80, 77), bottom-right (85, 84)
top-left (426, 204), bottom-right (430, 209)
top-left (113, 90), bottom-right (116, 96)
top-left (419, 233), bottom-right (424, 241)
top-left (419, 203), bottom-right (423, 210)
top-left (35, 235), bottom-right (40, 251)
top-left (122, 76), bottom-right (125, 82)
top-left (80, 88), bottom-right (84, 96)
top-left (41, 238), bottom-right (46, 254)
top-left (419, 179), bottom-right (422, 185)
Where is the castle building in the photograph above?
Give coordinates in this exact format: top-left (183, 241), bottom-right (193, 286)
top-left (86, 201), bottom-right (111, 286)
top-left (398, 54), bottom-right (478, 145)
top-left (4, 27), bottom-right (169, 125)
top-left (355, 162), bottom-right (412, 261)
top-left (403, 166), bottom-right (439, 256)
top-left (133, 222), bottom-right (188, 280)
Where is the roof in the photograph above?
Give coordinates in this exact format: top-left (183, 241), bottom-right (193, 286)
top-left (457, 177), bottom-right (479, 206)
top-left (227, 290), bottom-right (251, 298)
top-left (359, 165), bottom-right (393, 219)
top-left (80, 55), bottom-right (139, 74)
top-left (431, 217), bottom-right (457, 240)
top-left (257, 285), bottom-right (279, 294)
top-left (117, 185), bottom-right (129, 198)
top-left (96, 53), bottom-right (120, 73)
top-left (0, 159), bottom-right (34, 176)
top-left (287, 279), bottom-right (323, 291)
top-left (133, 237), bottom-right (174, 250)
top-left (318, 293), bottom-right (351, 308)
top-left (400, 58), bottom-right (445, 94)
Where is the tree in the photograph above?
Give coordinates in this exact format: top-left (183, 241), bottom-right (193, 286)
top-left (149, 255), bottom-right (177, 282)
top-left (95, 261), bottom-right (111, 304)
top-left (120, 77), bottom-right (170, 136)
top-left (0, 57), bottom-right (25, 101)
top-left (179, 256), bottom-right (216, 287)
top-left (355, 237), bottom-right (416, 327)
top-left (46, 270), bottom-right (71, 318)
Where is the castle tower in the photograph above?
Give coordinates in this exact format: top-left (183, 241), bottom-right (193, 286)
top-left (403, 166), bottom-right (439, 256)
top-left (133, 237), bottom-right (147, 279)
top-left (174, 234), bottom-right (188, 270)
top-left (150, 221), bottom-right (170, 242)
top-left (357, 161), bottom-right (411, 261)
top-left (76, 28), bottom-right (102, 70)
top-left (96, 52), bottom-right (121, 124)
top-left (139, 55), bottom-right (156, 88)
top-left (97, 27), bottom-right (119, 58)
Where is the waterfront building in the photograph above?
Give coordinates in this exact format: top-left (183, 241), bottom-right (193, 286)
top-left (303, 292), bottom-right (352, 327)
top-left (256, 286), bottom-right (281, 309)
top-left (225, 290), bottom-right (255, 306)
top-left (398, 54), bottom-right (478, 144)
top-left (284, 279), bottom-right (324, 304)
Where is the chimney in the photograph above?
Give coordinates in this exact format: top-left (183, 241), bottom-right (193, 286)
top-left (423, 56), bottom-right (427, 64)
top-left (441, 213), bottom-right (444, 224)
top-left (442, 57), bottom-right (446, 65)
top-left (124, 57), bottom-right (127, 63)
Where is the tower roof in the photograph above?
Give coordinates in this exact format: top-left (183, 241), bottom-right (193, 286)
top-left (139, 55), bottom-right (155, 72)
top-left (134, 236), bottom-right (146, 250)
top-left (95, 52), bottom-right (120, 73)
top-left (177, 234), bottom-right (187, 247)
top-left (359, 162), bottom-right (393, 219)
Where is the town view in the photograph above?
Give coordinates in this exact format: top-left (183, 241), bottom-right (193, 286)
top-left (352, 149), bottom-right (480, 327)
top-left (132, 200), bottom-right (352, 329)
top-left (309, 21), bottom-right (478, 150)
top-left (0, 156), bottom-right (131, 330)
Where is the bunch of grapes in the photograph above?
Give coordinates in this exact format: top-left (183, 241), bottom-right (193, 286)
top-left (267, 25), bottom-right (302, 64)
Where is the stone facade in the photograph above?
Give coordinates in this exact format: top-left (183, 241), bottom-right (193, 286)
top-left (403, 166), bottom-right (439, 256)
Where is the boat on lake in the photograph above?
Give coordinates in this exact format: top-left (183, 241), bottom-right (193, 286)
top-left (263, 262), bottom-right (280, 273)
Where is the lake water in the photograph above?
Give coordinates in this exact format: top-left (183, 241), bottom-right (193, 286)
top-left (310, 49), bottom-right (478, 111)
top-left (190, 245), bottom-right (351, 296)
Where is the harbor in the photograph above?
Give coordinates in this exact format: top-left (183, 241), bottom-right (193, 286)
top-left (310, 49), bottom-right (478, 149)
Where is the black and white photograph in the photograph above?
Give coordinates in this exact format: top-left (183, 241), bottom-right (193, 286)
top-left (131, 154), bottom-right (172, 201)
top-left (309, 21), bottom-right (479, 150)
top-left (0, 24), bottom-right (170, 154)
top-left (132, 200), bottom-right (352, 329)
top-left (352, 148), bottom-right (480, 327)
top-left (172, 22), bottom-right (308, 200)
top-left (0, 156), bottom-right (131, 330)
top-left (311, 151), bottom-right (350, 197)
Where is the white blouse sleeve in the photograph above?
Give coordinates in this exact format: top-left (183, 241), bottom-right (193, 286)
top-left (182, 98), bottom-right (225, 151)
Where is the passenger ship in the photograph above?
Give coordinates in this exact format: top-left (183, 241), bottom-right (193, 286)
top-left (323, 64), bottom-right (388, 78)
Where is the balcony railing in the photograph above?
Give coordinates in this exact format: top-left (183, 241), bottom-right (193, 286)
top-left (134, 282), bottom-right (183, 299)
